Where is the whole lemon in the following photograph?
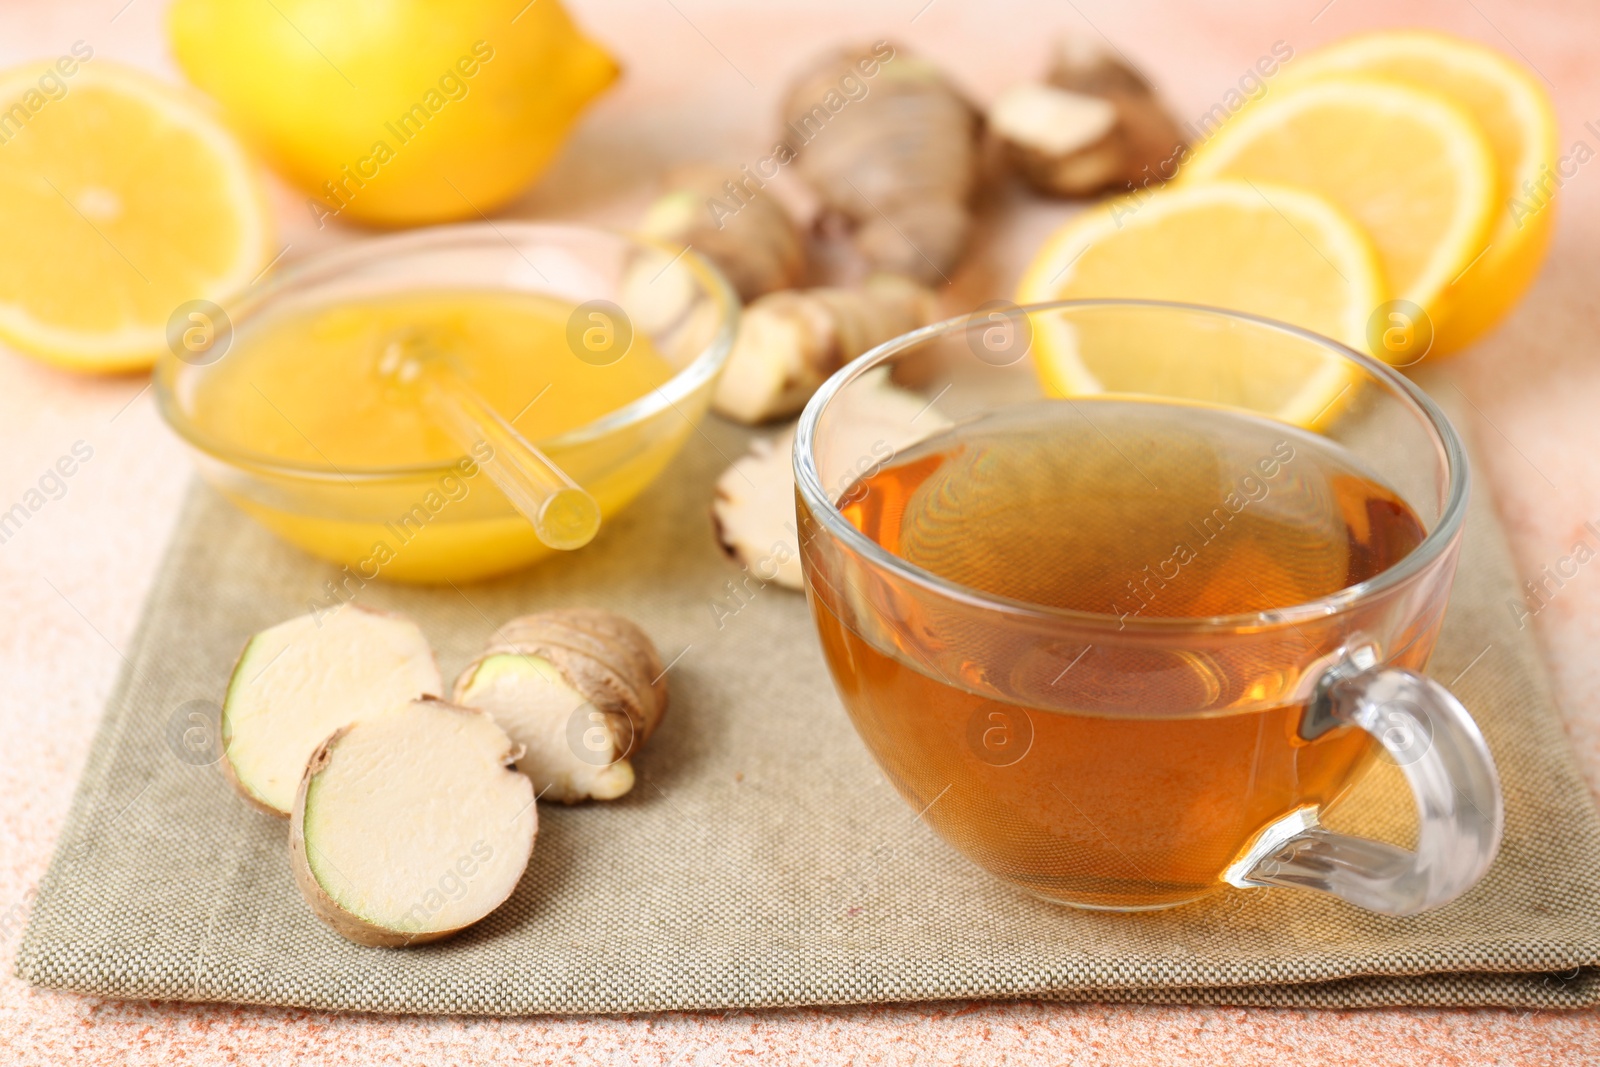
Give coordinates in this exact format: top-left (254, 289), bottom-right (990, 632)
top-left (169, 0), bottom-right (618, 227)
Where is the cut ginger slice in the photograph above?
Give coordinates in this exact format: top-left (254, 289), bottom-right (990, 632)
top-left (453, 609), bottom-right (667, 804)
top-left (290, 698), bottom-right (536, 947)
top-left (221, 605), bottom-right (441, 816)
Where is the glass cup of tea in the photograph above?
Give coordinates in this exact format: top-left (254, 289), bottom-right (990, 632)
top-left (793, 300), bottom-right (1502, 915)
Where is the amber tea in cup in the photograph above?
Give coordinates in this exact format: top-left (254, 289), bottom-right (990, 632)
top-left (795, 301), bottom-right (1503, 914)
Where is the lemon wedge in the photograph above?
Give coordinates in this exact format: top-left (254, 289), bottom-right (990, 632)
top-left (1282, 31), bottom-right (1558, 353)
top-left (1181, 75), bottom-right (1496, 358)
top-left (1016, 180), bottom-right (1383, 427)
top-left (0, 61), bottom-right (271, 372)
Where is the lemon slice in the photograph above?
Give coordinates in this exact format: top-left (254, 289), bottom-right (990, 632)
top-left (0, 61), bottom-right (271, 372)
top-left (1016, 180), bottom-right (1383, 427)
top-left (1181, 75), bottom-right (1496, 356)
top-left (1283, 31), bottom-right (1558, 354)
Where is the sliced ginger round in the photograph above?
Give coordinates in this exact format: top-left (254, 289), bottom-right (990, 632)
top-left (291, 698), bottom-right (536, 947)
top-left (0, 61), bottom-right (271, 371)
top-left (221, 605), bottom-right (441, 816)
top-left (1016, 180), bottom-right (1382, 427)
top-left (1180, 75), bottom-right (1497, 354)
top-left (1282, 30), bottom-right (1559, 353)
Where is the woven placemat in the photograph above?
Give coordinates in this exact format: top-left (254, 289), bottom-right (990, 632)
top-left (16, 390), bottom-right (1600, 1013)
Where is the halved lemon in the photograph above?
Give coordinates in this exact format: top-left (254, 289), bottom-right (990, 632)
top-left (1181, 75), bottom-right (1496, 359)
top-left (1282, 31), bottom-right (1559, 353)
top-left (1016, 180), bottom-right (1384, 427)
top-left (0, 61), bottom-right (272, 372)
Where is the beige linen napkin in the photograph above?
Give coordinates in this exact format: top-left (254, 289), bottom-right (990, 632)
top-left (16, 393), bottom-right (1600, 1012)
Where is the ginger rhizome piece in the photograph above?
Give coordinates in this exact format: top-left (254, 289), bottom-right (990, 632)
top-left (221, 605), bottom-right (442, 817)
top-left (713, 428), bottom-right (804, 590)
top-left (1042, 35), bottom-right (1187, 191)
top-left (453, 609), bottom-right (668, 803)
top-left (988, 83), bottom-right (1125, 197)
top-left (711, 274), bottom-right (938, 424)
top-left (991, 36), bottom-right (1188, 198)
top-left (783, 43), bottom-right (981, 283)
top-left (713, 370), bottom-right (953, 591)
top-left (640, 164), bottom-right (807, 303)
top-left (290, 697), bottom-right (536, 948)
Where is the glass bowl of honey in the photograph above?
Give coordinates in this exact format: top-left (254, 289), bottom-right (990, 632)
top-left (154, 223), bottom-right (737, 583)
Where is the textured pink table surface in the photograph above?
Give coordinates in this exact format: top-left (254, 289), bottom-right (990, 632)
top-left (2, 0), bottom-right (1597, 1062)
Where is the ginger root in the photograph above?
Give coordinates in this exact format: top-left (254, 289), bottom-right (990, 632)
top-left (289, 697), bottom-right (536, 948)
top-left (713, 371), bottom-right (953, 591)
top-left (783, 43), bottom-right (980, 284)
top-left (638, 164), bottom-right (807, 302)
top-left (1040, 35), bottom-right (1187, 192)
top-left (991, 36), bottom-right (1187, 198)
top-left (221, 605), bottom-right (442, 817)
top-left (453, 609), bottom-right (667, 804)
top-left (712, 427), bottom-right (805, 590)
top-left (223, 603), bottom-right (666, 945)
top-left (988, 83), bottom-right (1125, 197)
top-left (711, 274), bottom-right (938, 424)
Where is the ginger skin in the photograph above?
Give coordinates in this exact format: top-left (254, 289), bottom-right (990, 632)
top-left (990, 36), bottom-right (1188, 199)
top-left (639, 164), bottom-right (807, 302)
top-left (783, 43), bottom-right (981, 284)
top-left (988, 83), bottom-right (1125, 197)
top-left (1044, 36), bottom-right (1187, 190)
top-left (711, 275), bottom-right (938, 424)
top-left (453, 609), bottom-right (668, 804)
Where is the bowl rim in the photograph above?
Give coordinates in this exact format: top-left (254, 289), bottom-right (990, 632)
top-left (792, 298), bottom-right (1471, 634)
top-left (153, 221), bottom-right (740, 483)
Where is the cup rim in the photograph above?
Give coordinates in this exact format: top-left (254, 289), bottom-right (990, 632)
top-left (153, 221), bottom-right (740, 483)
top-left (793, 298), bottom-right (1470, 633)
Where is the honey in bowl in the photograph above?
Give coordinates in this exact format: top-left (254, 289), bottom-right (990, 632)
top-left (157, 223), bottom-right (737, 584)
top-left (190, 289), bottom-right (677, 468)
top-left (177, 288), bottom-right (684, 582)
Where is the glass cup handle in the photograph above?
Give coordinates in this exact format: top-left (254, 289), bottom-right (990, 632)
top-left (1225, 662), bottom-right (1504, 916)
